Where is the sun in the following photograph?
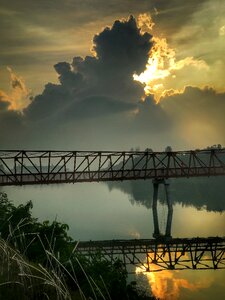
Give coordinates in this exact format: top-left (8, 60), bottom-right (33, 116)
top-left (133, 37), bottom-right (175, 101)
top-left (133, 15), bottom-right (209, 102)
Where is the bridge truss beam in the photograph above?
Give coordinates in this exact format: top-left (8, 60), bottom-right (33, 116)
top-left (0, 148), bottom-right (225, 186)
top-left (75, 237), bottom-right (225, 273)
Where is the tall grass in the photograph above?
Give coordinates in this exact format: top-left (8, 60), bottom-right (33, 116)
top-left (0, 193), bottom-right (154, 300)
top-left (0, 235), bottom-right (111, 300)
top-left (0, 211), bottom-right (111, 300)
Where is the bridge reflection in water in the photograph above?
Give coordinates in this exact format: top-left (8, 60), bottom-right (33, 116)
top-left (75, 237), bottom-right (225, 273)
top-left (74, 173), bottom-right (225, 274)
top-left (75, 183), bottom-right (225, 273)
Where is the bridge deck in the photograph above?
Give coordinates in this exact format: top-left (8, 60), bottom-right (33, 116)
top-left (0, 148), bottom-right (225, 186)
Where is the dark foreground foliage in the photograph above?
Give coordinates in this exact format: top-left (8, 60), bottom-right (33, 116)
top-left (0, 192), bottom-right (156, 300)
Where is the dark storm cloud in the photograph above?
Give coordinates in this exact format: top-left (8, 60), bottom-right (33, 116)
top-left (0, 98), bottom-right (9, 111)
top-left (25, 16), bottom-right (152, 121)
top-left (1, 15), bottom-right (171, 150)
top-left (0, 16), bottom-right (159, 149)
top-left (0, 96), bottom-right (24, 146)
top-left (0, 14), bottom-right (224, 152)
top-left (92, 16), bottom-right (151, 75)
top-left (61, 96), bottom-right (137, 120)
top-left (134, 96), bottom-right (171, 131)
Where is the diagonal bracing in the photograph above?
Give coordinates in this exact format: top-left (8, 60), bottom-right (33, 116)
top-left (75, 237), bottom-right (225, 273)
top-left (0, 148), bottom-right (225, 186)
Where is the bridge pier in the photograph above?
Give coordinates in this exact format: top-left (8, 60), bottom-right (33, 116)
top-left (152, 179), bottom-right (173, 239)
top-left (152, 180), bottom-right (160, 238)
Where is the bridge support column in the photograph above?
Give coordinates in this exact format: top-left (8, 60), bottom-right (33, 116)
top-left (152, 180), bottom-right (160, 238)
top-left (164, 181), bottom-right (173, 238)
top-left (152, 179), bottom-right (173, 239)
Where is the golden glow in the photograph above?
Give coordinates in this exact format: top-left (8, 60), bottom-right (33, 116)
top-left (134, 14), bottom-right (209, 102)
top-left (137, 13), bottom-right (155, 33)
top-left (133, 36), bottom-right (174, 101)
top-left (160, 88), bottom-right (184, 98)
top-left (183, 120), bottom-right (220, 149)
top-left (219, 25), bottom-right (225, 36)
top-left (136, 259), bottom-right (213, 300)
top-left (134, 37), bottom-right (174, 82)
top-left (145, 270), bottom-right (212, 300)
top-left (0, 67), bottom-right (31, 111)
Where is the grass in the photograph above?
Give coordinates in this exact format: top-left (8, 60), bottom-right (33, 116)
top-left (0, 192), bottom-right (155, 300)
top-left (0, 236), bottom-right (114, 300)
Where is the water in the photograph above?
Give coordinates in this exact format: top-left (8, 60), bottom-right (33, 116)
top-left (3, 180), bottom-right (225, 300)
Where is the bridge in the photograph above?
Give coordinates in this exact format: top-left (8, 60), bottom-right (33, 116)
top-left (0, 148), bottom-right (225, 186)
top-left (75, 237), bottom-right (225, 273)
top-left (1, 148), bottom-right (225, 273)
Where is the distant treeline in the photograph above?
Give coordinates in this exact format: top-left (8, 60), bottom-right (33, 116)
top-left (107, 176), bottom-right (225, 212)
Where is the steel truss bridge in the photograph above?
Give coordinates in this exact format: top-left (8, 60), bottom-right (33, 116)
top-left (76, 237), bottom-right (225, 273)
top-left (0, 148), bottom-right (225, 186)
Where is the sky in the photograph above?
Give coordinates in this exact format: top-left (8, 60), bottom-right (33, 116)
top-left (1, 3), bottom-right (225, 298)
top-left (0, 0), bottom-right (225, 151)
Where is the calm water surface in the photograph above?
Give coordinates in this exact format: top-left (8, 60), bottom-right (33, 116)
top-left (4, 182), bottom-right (225, 300)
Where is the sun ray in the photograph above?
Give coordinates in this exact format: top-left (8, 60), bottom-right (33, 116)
top-left (134, 14), bottom-right (209, 102)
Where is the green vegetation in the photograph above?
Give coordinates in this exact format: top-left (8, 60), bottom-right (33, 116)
top-left (0, 192), bottom-right (156, 300)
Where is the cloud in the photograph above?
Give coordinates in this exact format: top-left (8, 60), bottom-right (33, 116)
top-left (0, 16), bottom-right (159, 149)
top-left (161, 86), bottom-right (225, 146)
top-left (61, 95), bottom-right (137, 120)
top-left (0, 94), bottom-right (10, 111)
top-left (0, 0), bottom-right (209, 96)
top-left (92, 15), bottom-right (152, 75)
top-left (0, 67), bottom-right (31, 111)
top-left (132, 1), bottom-right (225, 101)
top-left (133, 25), bottom-right (215, 101)
top-left (170, 0), bottom-right (225, 91)
top-left (0, 15), bottom-right (224, 153)
top-left (25, 16), bottom-right (153, 122)
top-left (0, 95), bottom-right (24, 147)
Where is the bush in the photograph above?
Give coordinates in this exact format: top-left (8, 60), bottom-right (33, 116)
top-left (0, 192), bottom-right (157, 299)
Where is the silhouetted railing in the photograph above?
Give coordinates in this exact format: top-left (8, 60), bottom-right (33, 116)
top-left (0, 148), bottom-right (225, 186)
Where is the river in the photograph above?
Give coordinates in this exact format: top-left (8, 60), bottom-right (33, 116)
top-left (3, 180), bottom-right (225, 299)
